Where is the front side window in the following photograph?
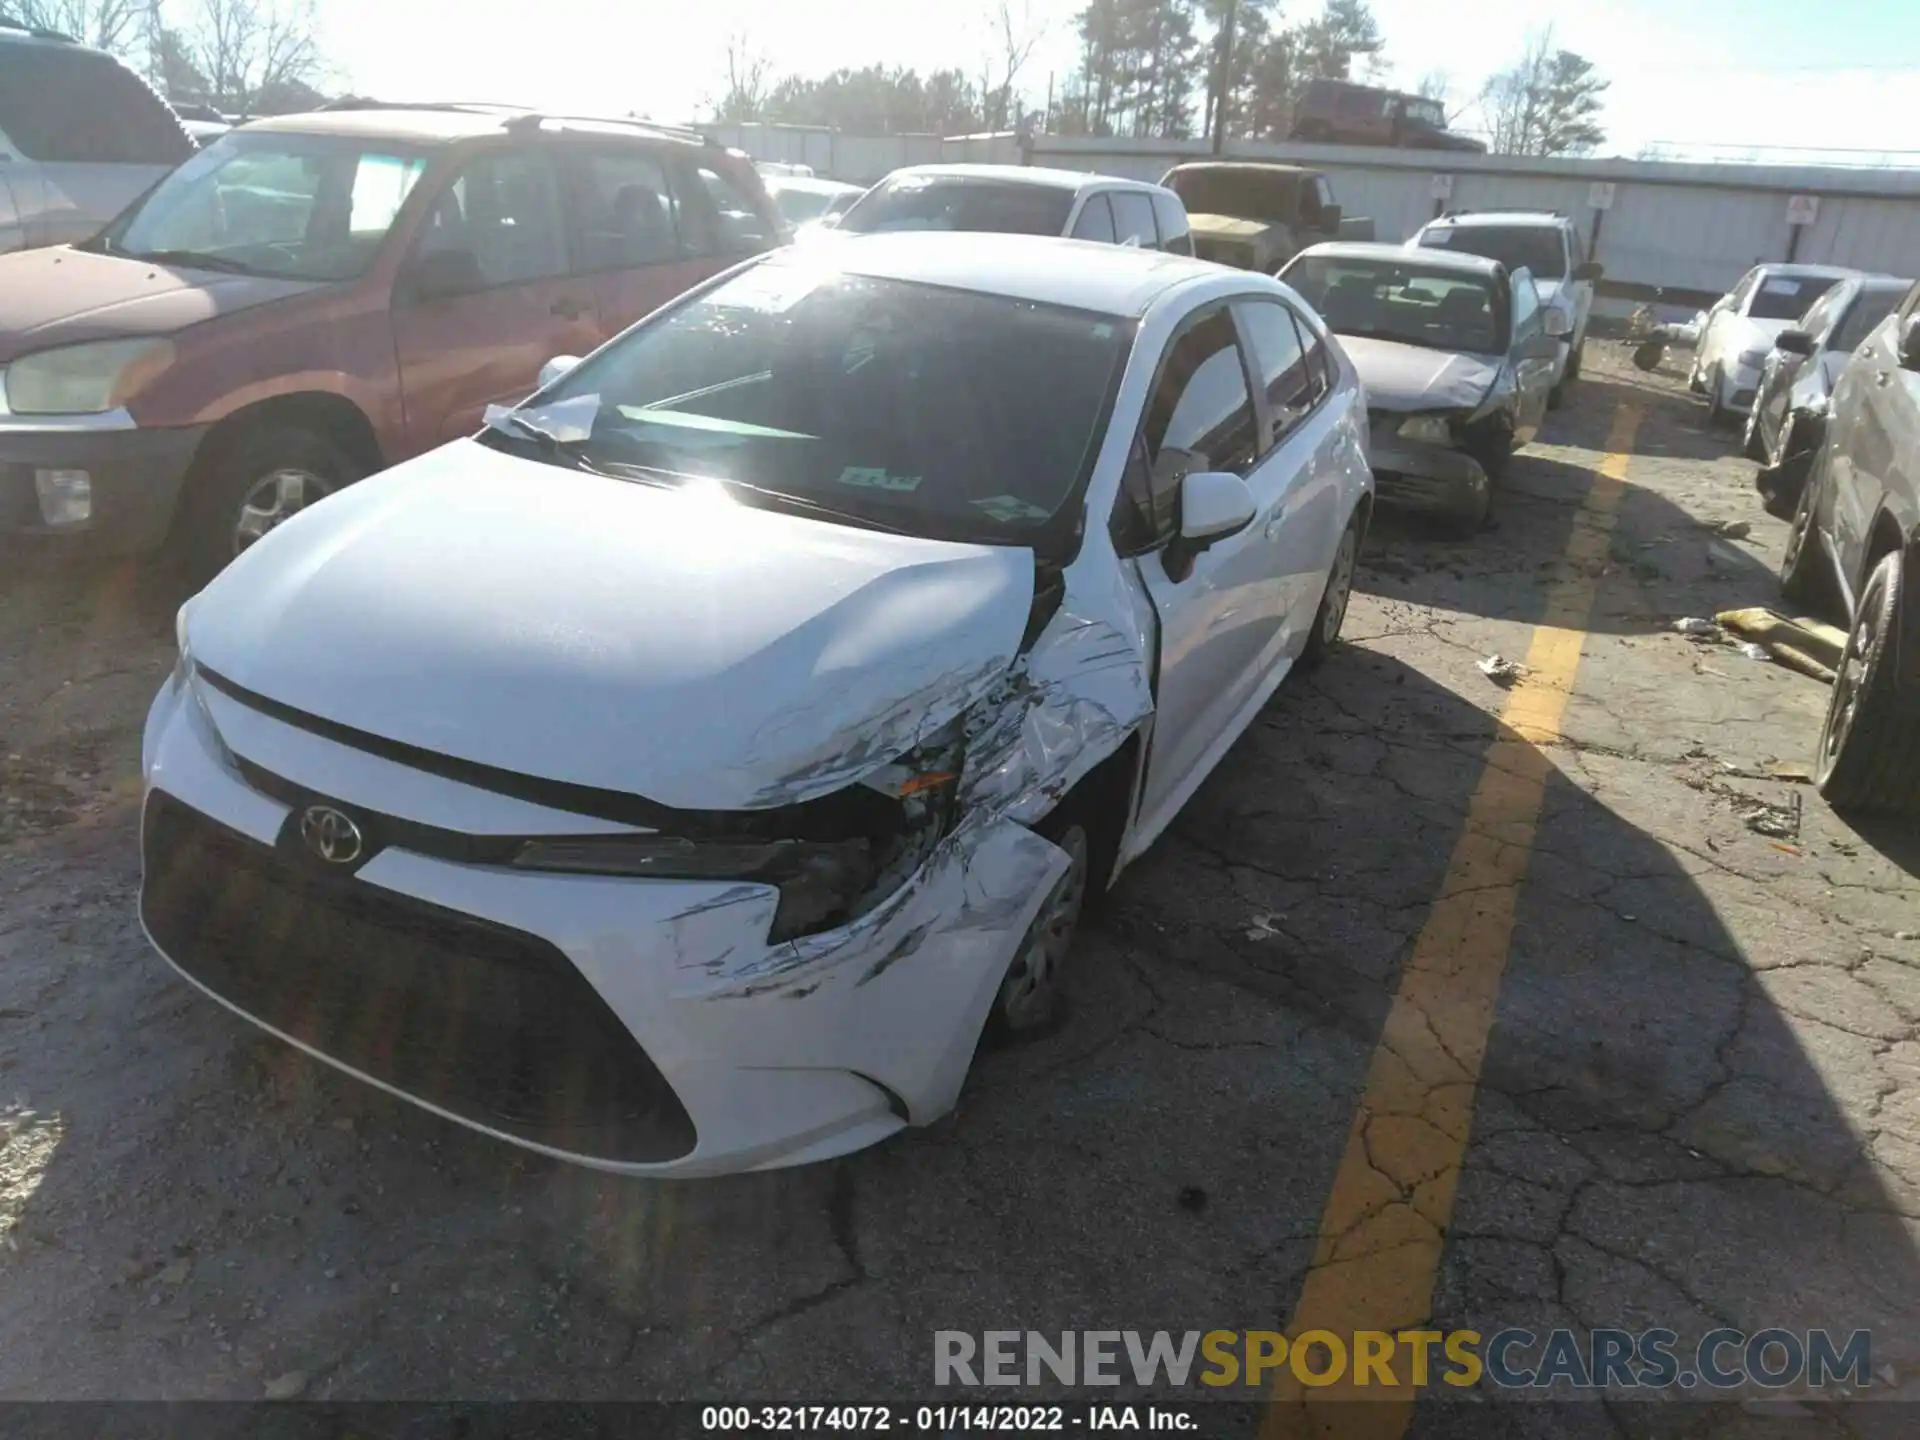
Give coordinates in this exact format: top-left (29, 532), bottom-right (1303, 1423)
top-left (1237, 299), bottom-right (1327, 445)
top-left (838, 176), bottom-right (1075, 237)
top-left (1834, 288), bottom-right (1903, 351)
top-left (1145, 309), bottom-right (1258, 478)
top-left (677, 161), bottom-right (776, 254)
top-left (571, 151), bottom-right (681, 271)
top-left (1511, 272), bottom-right (1543, 338)
top-left (1798, 290), bottom-right (1841, 343)
top-left (102, 133), bottom-right (428, 282)
top-left (411, 148), bottom-right (567, 287)
top-left (491, 264), bottom-right (1133, 551)
top-left (1071, 194), bottom-right (1118, 243)
top-left (1151, 191), bottom-right (1192, 255)
top-left (1420, 223), bottom-right (1566, 280)
top-left (0, 47), bottom-right (190, 165)
top-left (1109, 191), bottom-right (1158, 248)
top-left (1282, 254), bottom-right (1503, 355)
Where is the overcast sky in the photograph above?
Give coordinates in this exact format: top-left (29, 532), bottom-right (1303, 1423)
top-left (318, 0), bottom-right (1920, 161)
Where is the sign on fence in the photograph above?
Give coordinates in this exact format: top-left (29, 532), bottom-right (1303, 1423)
top-left (1588, 181), bottom-right (1616, 210)
top-left (1787, 194), bottom-right (1820, 227)
top-left (1430, 174), bottom-right (1454, 200)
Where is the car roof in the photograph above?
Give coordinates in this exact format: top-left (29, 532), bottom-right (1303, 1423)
top-left (1295, 240), bottom-right (1503, 276)
top-left (884, 163), bottom-right (1158, 194)
top-left (766, 176), bottom-right (863, 197)
top-left (1165, 161), bottom-right (1314, 178)
top-left (240, 106), bottom-right (716, 150)
top-left (1757, 263), bottom-right (1860, 281)
top-left (1424, 211), bottom-right (1571, 229)
top-left (772, 232), bottom-right (1223, 317)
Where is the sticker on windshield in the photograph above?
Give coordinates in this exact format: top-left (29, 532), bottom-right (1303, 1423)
top-left (970, 494), bottom-right (1051, 524)
top-left (1761, 277), bottom-right (1806, 296)
top-left (837, 466), bottom-right (922, 493)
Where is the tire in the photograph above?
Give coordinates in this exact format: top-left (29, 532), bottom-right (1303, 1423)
top-left (1547, 375), bottom-right (1569, 411)
top-left (1742, 402), bottom-right (1768, 462)
top-left (984, 813), bottom-right (1095, 1041)
top-left (1704, 366), bottom-right (1729, 429)
top-left (1632, 340), bottom-right (1666, 372)
top-left (1778, 457), bottom-right (1838, 616)
top-left (177, 423), bottom-right (361, 581)
top-left (1299, 507), bottom-right (1364, 670)
top-left (1565, 337), bottom-right (1584, 382)
top-left (1815, 552), bottom-right (1920, 816)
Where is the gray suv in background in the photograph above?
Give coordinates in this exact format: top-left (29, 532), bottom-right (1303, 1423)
top-left (0, 19), bottom-right (194, 253)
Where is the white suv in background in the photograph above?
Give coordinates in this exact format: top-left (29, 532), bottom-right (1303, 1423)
top-left (830, 164), bottom-right (1194, 256)
top-left (0, 20), bottom-right (195, 252)
top-left (1408, 210), bottom-right (1603, 407)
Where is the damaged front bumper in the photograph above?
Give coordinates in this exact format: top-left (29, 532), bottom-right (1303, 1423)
top-left (137, 667), bottom-right (1074, 1178)
top-left (1365, 435), bottom-right (1490, 524)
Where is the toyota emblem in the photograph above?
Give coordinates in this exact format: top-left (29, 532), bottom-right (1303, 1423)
top-left (299, 804), bottom-right (364, 865)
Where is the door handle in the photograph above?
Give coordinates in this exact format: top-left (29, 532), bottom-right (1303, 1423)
top-left (550, 297), bottom-right (590, 320)
top-left (1877, 370), bottom-right (1893, 388)
top-left (1264, 511), bottom-right (1287, 541)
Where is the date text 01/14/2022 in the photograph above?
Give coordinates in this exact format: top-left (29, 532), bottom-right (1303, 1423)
top-left (699, 1405), bottom-right (1199, 1431)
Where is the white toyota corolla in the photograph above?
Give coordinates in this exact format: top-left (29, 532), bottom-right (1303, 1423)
top-left (140, 233), bottom-right (1373, 1177)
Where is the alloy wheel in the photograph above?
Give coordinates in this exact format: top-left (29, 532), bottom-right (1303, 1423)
top-left (996, 823), bottom-right (1090, 1032)
top-left (1321, 525), bottom-right (1359, 645)
top-left (1819, 597), bottom-right (1880, 778)
top-left (233, 468), bottom-right (333, 556)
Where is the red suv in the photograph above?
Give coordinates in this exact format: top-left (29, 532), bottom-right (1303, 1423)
top-left (0, 104), bottom-right (783, 572)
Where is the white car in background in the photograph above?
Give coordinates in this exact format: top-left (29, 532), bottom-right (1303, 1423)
top-left (1408, 210), bottom-right (1604, 408)
top-left (141, 235), bottom-right (1373, 1177)
top-left (830, 163), bottom-right (1195, 255)
top-left (1690, 262), bottom-right (1858, 427)
top-left (763, 174), bottom-right (865, 232)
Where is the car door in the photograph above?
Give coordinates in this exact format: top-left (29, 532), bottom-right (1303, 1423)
top-left (1069, 191), bottom-right (1117, 244)
top-left (1232, 295), bottom-right (1345, 658)
top-left (1119, 305), bottom-right (1276, 836)
top-left (1508, 269), bottom-right (1554, 442)
top-left (1763, 288), bottom-right (1837, 445)
top-left (1830, 292), bottom-right (1920, 598)
top-left (389, 143), bottom-right (601, 453)
top-left (561, 145), bottom-right (717, 346)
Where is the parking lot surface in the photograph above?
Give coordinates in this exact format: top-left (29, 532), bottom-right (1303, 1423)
top-left (2, 345), bottom-right (1918, 1431)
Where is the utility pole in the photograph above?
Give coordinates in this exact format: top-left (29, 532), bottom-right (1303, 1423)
top-left (1211, 0), bottom-right (1238, 155)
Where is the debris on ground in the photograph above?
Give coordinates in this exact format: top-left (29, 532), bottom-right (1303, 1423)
top-left (1740, 792), bottom-right (1803, 841)
top-left (263, 1371), bottom-right (310, 1401)
top-left (1712, 519), bottom-right (1754, 540)
top-left (1244, 914), bottom-right (1283, 942)
top-left (1479, 654), bottom-right (1528, 686)
top-left (1673, 617), bottom-right (1722, 639)
top-left (1720, 761), bottom-right (1814, 784)
top-left (1737, 642), bottom-right (1773, 663)
top-left (1715, 607), bottom-right (1847, 683)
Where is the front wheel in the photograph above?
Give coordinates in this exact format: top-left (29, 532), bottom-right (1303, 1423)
top-left (1704, 366), bottom-right (1729, 428)
top-left (986, 820), bottom-right (1092, 1039)
top-left (1816, 552), bottom-right (1920, 815)
top-left (1742, 402), bottom-right (1768, 461)
top-left (177, 424), bottom-right (361, 581)
top-left (1779, 460), bottom-right (1837, 616)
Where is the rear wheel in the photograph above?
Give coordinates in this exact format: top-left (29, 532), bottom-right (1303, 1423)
top-left (1299, 508), bottom-right (1363, 669)
top-left (1632, 340), bottom-right (1666, 372)
top-left (177, 423), bottom-right (361, 582)
top-left (1565, 337), bottom-right (1585, 382)
top-left (1816, 552), bottom-right (1920, 815)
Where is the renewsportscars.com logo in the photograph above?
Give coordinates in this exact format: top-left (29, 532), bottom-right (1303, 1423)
top-left (934, 1328), bottom-right (1874, 1392)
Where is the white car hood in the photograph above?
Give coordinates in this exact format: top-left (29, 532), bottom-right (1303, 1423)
top-left (1339, 335), bottom-right (1501, 412)
top-left (185, 439), bottom-right (1037, 812)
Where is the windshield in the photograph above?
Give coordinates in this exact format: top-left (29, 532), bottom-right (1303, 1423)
top-left (1166, 170), bottom-right (1296, 224)
top-left (1284, 255), bottom-right (1503, 354)
top-left (1421, 224), bottom-right (1564, 280)
top-left (1834, 289), bottom-right (1902, 350)
top-left (836, 177), bottom-right (1074, 236)
top-left (96, 132), bottom-right (429, 282)
top-left (1406, 100), bottom-right (1447, 128)
top-left (771, 186), bottom-right (843, 224)
top-left (1749, 274), bottom-right (1840, 322)
top-left (495, 263), bottom-right (1133, 549)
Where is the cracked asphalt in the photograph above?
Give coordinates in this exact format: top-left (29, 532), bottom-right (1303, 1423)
top-left (2, 343), bottom-right (1918, 1433)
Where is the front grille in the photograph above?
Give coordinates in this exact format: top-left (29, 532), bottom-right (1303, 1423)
top-left (140, 792), bottom-right (696, 1163)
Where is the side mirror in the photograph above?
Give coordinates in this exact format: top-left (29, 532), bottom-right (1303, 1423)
top-left (538, 355), bottom-right (583, 390)
top-left (1573, 261), bottom-right (1604, 282)
top-left (1179, 469), bottom-right (1258, 546)
top-left (1774, 329), bottom-right (1816, 357)
top-left (404, 246), bottom-right (486, 303)
top-left (1321, 203), bottom-right (1344, 230)
top-left (1900, 314), bottom-right (1920, 370)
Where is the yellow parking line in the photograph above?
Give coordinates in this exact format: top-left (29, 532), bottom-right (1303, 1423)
top-left (1261, 404), bottom-right (1643, 1440)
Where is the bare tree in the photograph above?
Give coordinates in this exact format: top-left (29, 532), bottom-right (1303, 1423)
top-left (713, 30), bottom-right (771, 123)
top-left (182, 0), bottom-right (321, 112)
top-left (982, 0), bottom-right (1046, 131)
top-left (9, 0), bottom-right (145, 55)
top-left (1479, 26), bottom-right (1606, 156)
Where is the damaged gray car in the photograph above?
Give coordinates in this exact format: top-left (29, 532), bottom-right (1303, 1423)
top-left (1280, 242), bottom-right (1559, 534)
top-left (139, 233), bottom-right (1374, 1176)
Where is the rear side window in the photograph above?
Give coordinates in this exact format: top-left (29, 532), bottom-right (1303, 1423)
top-left (1237, 299), bottom-right (1330, 446)
top-left (1109, 190), bottom-right (1158, 248)
top-left (1151, 191), bottom-right (1192, 255)
top-left (413, 147), bottom-right (568, 287)
top-left (1071, 193), bottom-right (1117, 243)
top-left (569, 150), bottom-right (682, 270)
top-left (673, 159), bottom-right (776, 256)
top-left (0, 46), bottom-right (191, 165)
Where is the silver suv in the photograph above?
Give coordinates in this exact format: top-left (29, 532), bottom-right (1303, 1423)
top-left (0, 20), bottom-right (194, 253)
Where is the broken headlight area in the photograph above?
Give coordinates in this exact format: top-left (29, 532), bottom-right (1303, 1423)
top-left (511, 727), bottom-right (967, 943)
top-left (1396, 413), bottom-right (1455, 445)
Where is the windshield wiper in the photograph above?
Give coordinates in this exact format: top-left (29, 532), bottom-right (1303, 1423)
top-left (125, 248), bottom-right (254, 275)
top-left (482, 413), bottom-right (627, 479)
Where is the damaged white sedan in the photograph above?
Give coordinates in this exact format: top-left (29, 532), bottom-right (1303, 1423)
top-left (139, 234), bottom-right (1373, 1176)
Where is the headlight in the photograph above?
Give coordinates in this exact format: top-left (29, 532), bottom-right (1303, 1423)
top-left (4, 338), bottom-right (176, 415)
top-left (1736, 348), bottom-right (1769, 371)
top-left (512, 727), bottom-right (965, 942)
top-left (1397, 415), bottom-right (1453, 445)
